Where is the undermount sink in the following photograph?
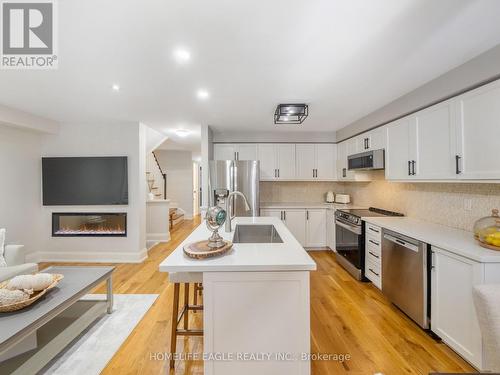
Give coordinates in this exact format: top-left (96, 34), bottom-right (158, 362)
top-left (232, 225), bottom-right (283, 244)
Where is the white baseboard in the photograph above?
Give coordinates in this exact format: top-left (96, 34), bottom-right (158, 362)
top-left (26, 248), bottom-right (148, 264)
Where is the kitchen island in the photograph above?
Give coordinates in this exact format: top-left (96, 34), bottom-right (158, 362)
top-left (159, 216), bottom-right (316, 375)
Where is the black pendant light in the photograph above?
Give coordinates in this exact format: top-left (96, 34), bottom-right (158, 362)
top-left (274, 104), bottom-right (308, 124)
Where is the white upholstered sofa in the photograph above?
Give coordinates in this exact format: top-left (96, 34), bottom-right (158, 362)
top-left (0, 245), bottom-right (38, 282)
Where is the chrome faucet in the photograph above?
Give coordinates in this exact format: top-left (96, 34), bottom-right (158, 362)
top-left (225, 191), bottom-right (250, 232)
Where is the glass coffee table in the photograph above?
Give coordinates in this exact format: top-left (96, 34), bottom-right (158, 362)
top-left (0, 266), bottom-right (114, 374)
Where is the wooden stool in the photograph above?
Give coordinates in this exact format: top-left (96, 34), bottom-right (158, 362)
top-left (169, 272), bottom-right (203, 369)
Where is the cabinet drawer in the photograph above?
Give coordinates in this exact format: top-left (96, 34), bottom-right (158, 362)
top-left (366, 223), bottom-right (382, 239)
top-left (366, 236), bottom-right (381, 250)
top-left (365, 259), bottom-right (381, 289)
top-left (366, 242), bottom-right (381, 264)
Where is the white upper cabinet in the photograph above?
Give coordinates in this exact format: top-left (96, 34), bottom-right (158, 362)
top-left (257, 144), bottom-right (295, 180)
top-left (257, 144), bottom-right (277, 180)
top-left (296, 144), bottom-right (316, 179)
top-left (214, 144), bottom-right (237, 160)
top-left (236, 144), bottom-right (258, 160)
top-left (276, 144), bottom-right (296, 179)
top-left (296, 144), bottom-right (336, 180)
top-left (456, 79), bottom-right (500, 180)
top-left (365, 127), bottom-right (386, 151)
top-left (414, 100), bottom-right (457, 180)
top-left (214, 144), bottom-right (257, 161)
top-left (315, 144), bottom-right (337, 180)
top-left (385, 117), bottom-right (415, 180)
top-left (347, 136), bottom-right (363, 156)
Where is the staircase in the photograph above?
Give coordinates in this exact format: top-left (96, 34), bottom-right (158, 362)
top-left (146, 152), bottom-right (166, 199)
top-left (169, 207), bottom-right (185, 229)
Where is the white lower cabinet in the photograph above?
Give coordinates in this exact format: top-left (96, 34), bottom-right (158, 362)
top-left (283, 209), bottom-right (307, 246)
top-left (260, 209), bottom-right (282, 220)
top-left (305, 209), bottom-right (326, 247)
top-left (326, 209), bottom-right (335, 251)
top-left (364, 224), bottom-right (382, 289)
top-left (261, 208), bottom-right (327, 247)
top-left (431, 246), bottom-right (500, 371)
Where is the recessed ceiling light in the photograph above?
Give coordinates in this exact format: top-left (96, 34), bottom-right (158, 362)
top-left (196, 89), bottom-right (210, 100)
top-left (112, 84), bottom-right (120, 92)
top-left (175, 129), bottom-right (191, 137)
top-left (173, 48), bottom-right (191, 64)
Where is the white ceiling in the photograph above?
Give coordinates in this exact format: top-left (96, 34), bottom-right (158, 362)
top-left (1, 0), bottom-right (500, 134)
top-left (156, 124), bottom-right (201, 160)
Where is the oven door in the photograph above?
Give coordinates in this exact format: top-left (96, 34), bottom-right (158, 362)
top-left (335, 218), bottom-right (363, 276)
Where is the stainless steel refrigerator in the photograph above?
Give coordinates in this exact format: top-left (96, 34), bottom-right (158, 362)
top-left (208, 160), bottom-right (260, 217)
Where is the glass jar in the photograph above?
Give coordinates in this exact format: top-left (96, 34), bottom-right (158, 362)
top-left (474, 209), bottom-right (500, 250)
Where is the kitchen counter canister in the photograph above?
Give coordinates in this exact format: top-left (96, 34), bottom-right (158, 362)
top-left (362, 216), bottom-right (500, 263)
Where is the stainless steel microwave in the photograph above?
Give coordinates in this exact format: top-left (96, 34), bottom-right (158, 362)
top-left (347, 149), bottom-right (385, 171)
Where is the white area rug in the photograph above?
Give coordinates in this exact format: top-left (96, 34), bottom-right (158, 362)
top-left (40, 294), bottom-right (158, 375)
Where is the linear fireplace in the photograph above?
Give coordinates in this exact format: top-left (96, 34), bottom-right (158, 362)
top-left (52, 213), bottom-right (127, 237)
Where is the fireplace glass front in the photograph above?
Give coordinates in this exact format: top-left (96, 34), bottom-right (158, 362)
top-left (52, 213), bottom-right (127, 237)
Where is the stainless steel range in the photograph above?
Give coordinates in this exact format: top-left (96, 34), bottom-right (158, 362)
top-left (334, 207), bottom-right (403, 280)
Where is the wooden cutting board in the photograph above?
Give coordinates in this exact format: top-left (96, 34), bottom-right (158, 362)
top-left (183, 240), bottom-right (233, 259)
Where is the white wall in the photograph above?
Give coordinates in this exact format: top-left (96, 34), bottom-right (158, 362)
top-left (337, 44), bottom-right (500, 141)
top-left (0, 103), bottom-right (59, 134)
top-left (38, 122), bottom-right (147, 263)
top-left (155, 149), bottom-right (194, 219)
top-left (201, 124), bottom-right (213, 214)
top-left (0, 125), bottom-right (44, 256)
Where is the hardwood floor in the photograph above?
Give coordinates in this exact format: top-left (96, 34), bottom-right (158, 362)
top-left (40, 217), bottom-right (475, 375)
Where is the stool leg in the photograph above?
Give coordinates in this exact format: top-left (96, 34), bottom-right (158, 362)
top-left (170, 283), bottom-right (180, 369)
top-left (184, 283), bottom-right (190, 330)
top-left (193, 283), bottom-right (198, 307)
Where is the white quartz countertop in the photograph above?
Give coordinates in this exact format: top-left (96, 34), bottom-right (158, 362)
top-left (260, 202), bottom-right (364, 210)
top-left (363, 216), bottom-right (500, 263)
top-left (159, 216), bottom-right (317, 272)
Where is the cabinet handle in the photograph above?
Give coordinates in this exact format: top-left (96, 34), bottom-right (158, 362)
top-left (274, 169), bottom-right (277, 178)
top-left (408, 160), bottom-right (411, 176)
top-left (284, 211), bottom-right (286, 221)
top-left (369, 268), bottom-right (380, 277)
top-left (368, 227), bottom-right (379, 234)
top-left (280, 211), bottom-right (283, 220)
top-left (412, 160), bottom-right (416, 176)
top-left (369, 239), bottom-right (379, 246)
top-left (343, 168), bottom-right (346, 178)
top-left (368, 251), bottom-right (380, 259)
top-left (278, 169), bottom-right (280, 178)
top-left (455, 155), bottom-right (462, 175)
top-left (312, 169), bottom-right (315, 178)
top-left (237, 151), bottom-right (239, 160)
top-left (306, 211), bottom-right (309, 220)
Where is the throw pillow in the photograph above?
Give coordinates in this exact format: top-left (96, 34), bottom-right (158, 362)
top-left (0, 228), bottom-right (7, 267)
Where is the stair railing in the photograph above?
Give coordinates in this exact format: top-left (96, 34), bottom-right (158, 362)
top-left (152, 151), bottom-right (167, 199)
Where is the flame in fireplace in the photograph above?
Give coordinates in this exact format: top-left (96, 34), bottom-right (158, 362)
top-left (55, 223), bottom-right (125, 235)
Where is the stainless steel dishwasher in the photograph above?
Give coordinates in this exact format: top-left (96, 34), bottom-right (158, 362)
top-left (382, 229), bottom-right (429, 329)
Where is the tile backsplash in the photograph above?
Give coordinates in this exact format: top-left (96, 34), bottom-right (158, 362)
top-left (260, 181), bottom-right (500, 232)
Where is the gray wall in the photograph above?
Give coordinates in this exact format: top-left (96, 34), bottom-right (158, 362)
top-left (212, 130), bottom-right (336, 143)
top-left (336, 44), bottom-right (500, 141)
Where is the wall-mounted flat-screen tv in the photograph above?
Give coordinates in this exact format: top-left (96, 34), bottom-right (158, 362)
top-left (42, 157), bottom-right (128, 205)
